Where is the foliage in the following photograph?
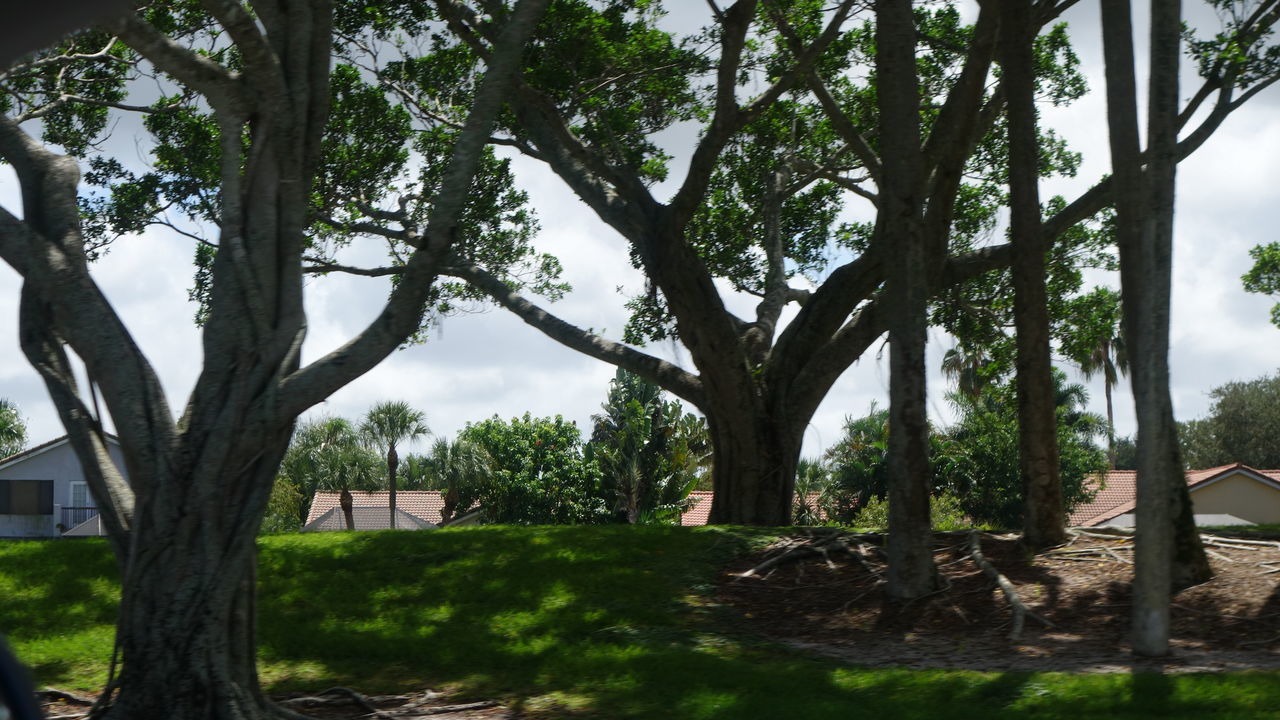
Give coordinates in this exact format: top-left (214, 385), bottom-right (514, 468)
top-left (1178, 371), bottom-right (1280, 469)
top-left (1112, 435), bottom-right (1138, 471)
top-left (419, 437), bottom-right (494, 524)
top-left (1242, 241), bottom-right (1280, 327)
top-left (0, 398), bottom-right (26, 459)
top-left (945, 371), bottom-right (1107, 528)
top-left (274, 416), bottom-right (385, 528)
top-left (459, 413), bottom-right (608, 525)
top-left (793, 458), bottom-right (830, 526)
top-left (10, 529), bottom-right (1280, 719)
top-left (851, 492), bottom-right (969, 532)
top-left (361, 401), bottom-right (431, 459)
top-left (585, 369), bottom-right (708, 524)
top-left (821, 403), bottom-right (956, 524)
top-left (260, 477), bottom-right (305, 535)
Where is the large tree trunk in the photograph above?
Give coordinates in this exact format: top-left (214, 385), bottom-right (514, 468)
top-left (877, 0), bottom-right (939, 600)
top-left (706, 408), bottom-right (802, 526)
top-left (1002, 0), bottom-right (1066, 550)
top-left (101, 442), bottom-right (289, 720)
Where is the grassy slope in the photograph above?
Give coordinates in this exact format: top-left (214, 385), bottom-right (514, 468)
top-left (2, 526), bottom-right (1279, 719)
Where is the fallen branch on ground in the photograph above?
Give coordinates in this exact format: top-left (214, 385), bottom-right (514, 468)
top-left (968, 531), bottom-right (1054, 641)
top-left (39, 688), bottom-right (96, 705)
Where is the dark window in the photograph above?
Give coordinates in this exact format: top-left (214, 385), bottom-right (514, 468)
top-left (0, 480), bottom-right (54, 515)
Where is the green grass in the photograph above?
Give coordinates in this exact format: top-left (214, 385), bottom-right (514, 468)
top-left (4, 526), bottom-right (1280, 719)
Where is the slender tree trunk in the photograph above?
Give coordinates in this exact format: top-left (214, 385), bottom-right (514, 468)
top-left (1103, 0), bottom-right (1209, 658)
top-left (341, 488), bottom-right (355, 531)
top-left (1002, 0), bottom-right (1066, 550)
top-left (388, 443), bottom-right (399, 530)
top-left (877, 0), bottom-right (939, 599)
top-left (1105, 376), bottom-right (1117, 469)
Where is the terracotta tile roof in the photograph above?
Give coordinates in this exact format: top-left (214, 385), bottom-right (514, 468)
top-left (1070, 463), bottom-right (1280, 527)
top-left (309, 490), bottom-right (827, 528)
top-left (303, 506), bottom-right (436, 531)
top-left (307, 491), bottom-right (447, 525)
top-left (679, 491), bottom-right (826, 526)
top-left (681, 491), bottom-right (714, 526)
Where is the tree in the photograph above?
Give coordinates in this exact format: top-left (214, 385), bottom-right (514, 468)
top-left (792, 457), bottom-right (830, 525)
top-left (1102, 0), bottom-right (1209, 658)
top-left (278, 416), bottom-right (383, 529)
top-left (0, 399), bottom-right (26, 459)
top-left (298, 1), bottom-right (1277, 548)
top-left (1242, 242), bottom-right (1280, 326)
top-left (1059, 287), bottom-right (1128, 468)
top-left (0, 1), bottom-right (550, 716)
top-left (460, 413), bottom-right (608, 525)
top-left (362, 400), bottom-right (431, 530)
top-left (945, 371), bottom-right (1107, 529)
top-left (586, 368), bottom-right (707, 524)
top-left (1178, 372), bottom-right (1280, 468)
top-left (420, 437), bottom-right (493, 524)
top-left (997, 0), bottom-right (1065, 550)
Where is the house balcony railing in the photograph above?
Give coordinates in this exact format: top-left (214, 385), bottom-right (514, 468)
top-left (60, 506), bottom-right (99, 530)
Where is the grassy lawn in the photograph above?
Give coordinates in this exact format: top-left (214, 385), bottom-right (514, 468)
top-left (3, 526), bottom-right (1279, 719)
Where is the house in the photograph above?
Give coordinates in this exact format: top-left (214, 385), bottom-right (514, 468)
top-left (303, 490), bottom-right (484, 531)
top-left (0, 435), bottom-right (128, 538)
top-left (1070, 463), bottom-right (1280, 527)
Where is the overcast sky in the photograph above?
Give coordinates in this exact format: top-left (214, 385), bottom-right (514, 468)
top-left (0, 1), bottom-right (1277, 463)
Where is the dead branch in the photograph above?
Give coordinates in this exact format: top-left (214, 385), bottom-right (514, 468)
top-left (278, 686), bottom-right (387, 718)
top-left (1201, 534), bottom-right (1280, 549)
top-left (410, 701), bottom-right (501, 716)
top-left (968, 530), bottom-right (1054, 640)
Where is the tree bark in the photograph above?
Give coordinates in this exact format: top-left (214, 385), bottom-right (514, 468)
top-left (102, 456), bottom-right (285, 720)
top-left (1001, 0), bottom-right (1066, 550)
top-left (705, 410), bottom-right (802, 525)
top-left (877, 0), bottom-right (939, 600)
top-left (340, 488), bottom-right (356, 531)
top-left (388, 443), bottom-right (398, 530)
top-left (1102, 0), bottom-right (1209, 658)
top-left (0, 3), bottom-right (552, 718)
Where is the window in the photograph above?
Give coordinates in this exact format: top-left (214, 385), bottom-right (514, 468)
top-left (0, 480), bottom-right (54, 515)
top-left (70, 481), bottom-right (90, 508)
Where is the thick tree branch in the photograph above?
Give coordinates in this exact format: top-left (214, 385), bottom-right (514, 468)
top-left (448, 262), bottom-right (706, 407)
top-left (103, 13), bottom-right (250, 118)
top-left (278, 0), bottom-right (550, 416)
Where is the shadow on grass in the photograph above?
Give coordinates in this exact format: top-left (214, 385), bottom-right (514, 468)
top-left (254, 526), bottom-right (1280, 719)
top-left (0, 538), bottom-right (119, 639)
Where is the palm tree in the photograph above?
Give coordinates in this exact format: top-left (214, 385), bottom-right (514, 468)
top-left (941, 345), bottom-right (998, 399)
top-left (280, 416), bottom-right (382, 529)
top-left (422, 438), bottom-right (493, 524)
top-left (0, 399), bottom-right (26, 459)
top-left (1077, 333), bottom-right (1128, 469)
top-left (1061, 288), bottom-right (1129, 469)
top-left (362, 401), bottom-right (431, 529)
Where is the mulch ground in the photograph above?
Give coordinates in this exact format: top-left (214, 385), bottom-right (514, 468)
top-left (715, 529), bottom-right (1280, 673)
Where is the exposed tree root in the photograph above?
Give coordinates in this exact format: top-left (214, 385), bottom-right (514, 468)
top-left (39, 688), bottom-right (97, 705)
top-left (968, 531), bottom-right (1054, 641)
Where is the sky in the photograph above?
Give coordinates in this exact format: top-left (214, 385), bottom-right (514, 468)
top-left (0, 1), bottom-right (1277, 463)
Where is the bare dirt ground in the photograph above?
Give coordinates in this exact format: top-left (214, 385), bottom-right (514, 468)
top-left (36, 688), bottom-right (516, 720)
top-left (715, 529), bottom-right (1280, 674)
